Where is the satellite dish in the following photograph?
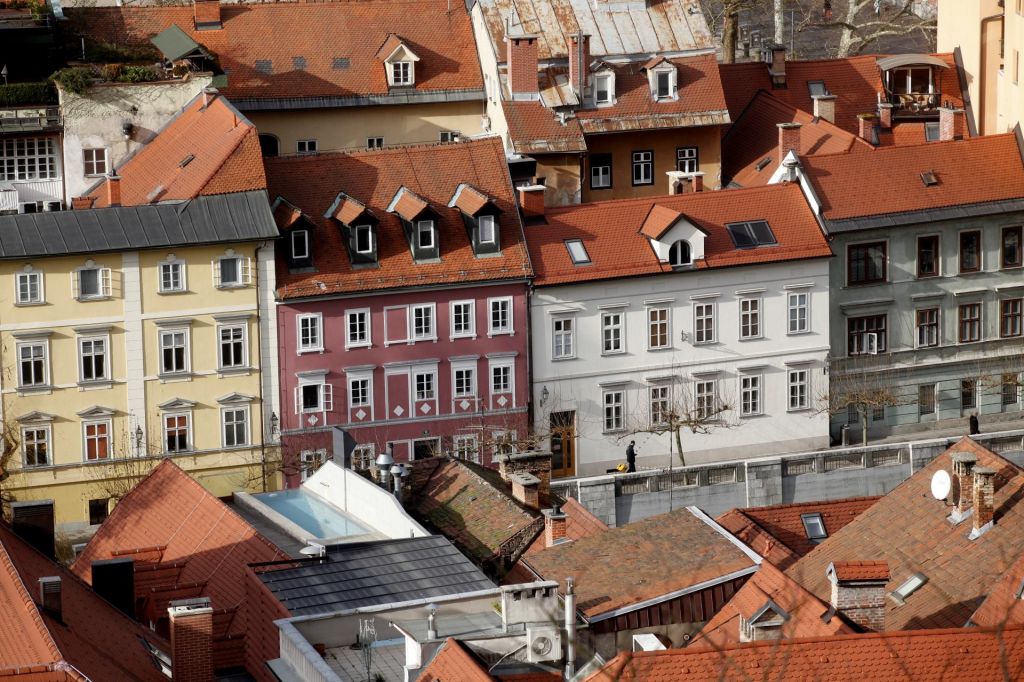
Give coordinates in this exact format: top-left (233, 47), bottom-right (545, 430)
top-left (930, 470), bottom-right (951, 501)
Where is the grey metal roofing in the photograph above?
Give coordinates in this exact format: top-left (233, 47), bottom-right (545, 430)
top-left (257, 535), bottom-right (495, 616)
top-left (150, 25), bottom-right (208, 62)
top-left (0, 191), bottom-right (279, 259)
top-left (824, 198), bottom-right (1024, 234)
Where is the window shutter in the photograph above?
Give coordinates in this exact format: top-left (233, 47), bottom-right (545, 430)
top-left (323, 384), bottom-right (334, 412)
top-left (212, 259), bottom-right (221, 287)
top-left (243, 257), bottom-right (253, 285)
top-left (294, 387), bottom-right (300, 414)
top-left (100, 268), bottom-right (112, 297)
top-left (71, 271), bottom-right (79, 299)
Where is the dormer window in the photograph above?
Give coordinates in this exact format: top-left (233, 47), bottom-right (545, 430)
top-left (644, 57), bottom-right (677, 101)
top-left (291, 229), bottom-right (310, 261)
top-left (594, 73), bottom-right (613, 105)
top-left (479, 215), bottom-right (496, 244)
top-left (326, 191), bottom-right (379, 266)
top-left (656, 71), bottom-right (672, 98)
top-left (377, 34), bottom-right (421, 88)
top-left (669, 240), bottom-right (691, 267)
top-left (448, 183), bottom-right (502, 257)
top-left (391, 61), bottom-right (412, 86)
top-left (355, 225), bottom-right (373, 254)
top-left (417, 220), bottom-right (435, 249)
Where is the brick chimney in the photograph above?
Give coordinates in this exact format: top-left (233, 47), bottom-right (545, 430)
top-left (777, 122), bottom-right (802, 166)
top-left (507, 35), bottom-right (539, 99)
top-left (939, 106), bottom-right (965, 141)
top-left (951, 451), bottom-right (978, 518)
top-left (812, 94), bottom-right (836, 124)
top-left (106, 173), bottom-right (121, 207)
top-left (544, 505), bottom-right (568, 547)
top-left (169, 597), bottom-right (214, 682)
top-left (857, 114), bottom-right (878, 145)
top-left (569, 33), bottom-right (591, 99)
top-left (498, 451), bottom-right (552, 498)
top-left (762, 43), bottom-right (786, 88)
top-left (827, 561), bottom-right (889, 632)
top-left (510, 472), bottom-right (540, 510)
top-left (969, 466), bottom-right (996, 540)
top-left (877, 102), bottom-right (893, 130)
top-left (691, 172), bottom-right (704, 193)
top-left (517, 184), bottom-right (546, 218)
top-left (193, 0), bottom-right (222, 31)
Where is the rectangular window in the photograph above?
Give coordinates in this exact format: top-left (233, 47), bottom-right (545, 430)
top-left (961, 379), bottom-right (977, 410)
top-left (958, 303), bottom-right (982, 343)
top-left (847, 242), bottom-right (887, 285)
top-left (300, 449), bottom-right (328, 481)
top-left (346, 309), bottom-right (370, 348)
top-left (451, 301), bottom-right (475, 338)
top-left (453, 434), bottom-right (479, 463)
top-left (919, 384), bottom-right (935, 415)
top-left (18, 342), bottom-right (46, 387)
top-left (917, 235), bottom-right (939, 277)
top-left (349, 378), bottom-right (370, 407)
top-left (603, 390), bottom-right (624, 432)
top-left (218, 257), bottom-right (243, 287)
top-left (959, 231), bottom-right (982, 273)
top-left (16, 271), bottom-right (42, 304)
top-left (694, 302), bottom-right (715, 344)
top-left (367, 137), bottom-right (384, 150)
top-left (1002, 226), bottom-right (1023, 268)
top-left (648, 307), bottom-right (669, 349)
top-left (89, 499), bottom-right (109, 526)
top-left (83, 421), bottom-right (110, 461)
top-left (590, 153), bottom-right (611, 189)
top-left (788, 369), bottom-right (809, 411)
top-left (656, 71), bottom-right (672, 98)
top-left (22, 427), bottom-right (49, 466)
top-left (594, 74), bottom-right (612, 104)
top-left (566, 239), bottom-right (591, 265)
top-left (0, 138), bottom-right (57, 181)
top-left (801, 513), bottom-right (827, 542)
top-left (222, 408), bottom-right (249, 447)
top-left (478, 215), bottom-right (496, 245)
top-left (391, 61), bottom-right (411, 85)
top-left (411, 304), bottom-right (435, 340)
top-left (291, 230), bottom-right (310, 261)
top-left (650, 385), bottom-right (669, 426)
top-left (159, 330), bottom-right (188, 374)
top-left (602, 311), bottom-right (623, 354)
top-left (632, 151), bottom-right (653, 185)
top-left (695, 380), bottom-right (716, 420)
top-left (300, 383), bottom-right (323, 412)
top-left (740, 375), bottom-right (762, 416)
top-left (916, 308), bottom-right (939, 348)
top-left (82, 148), bottom-right (107, 177)
top-left (297, 314), bottom-right (322, 352)
top-left (416, 220), bottom-right (434, 249)
top-left (489, 297), bottom-right (512, 335)
top-left (159, 261), bottom-right (184, 293)
top-left (296, 139), bottom-right (317, 154)
top-left (872, 406), bottom-right (885, 421)
top-left (354, 224), bottom-right (373, 253)
top-left (79, 337), bottom-right (108, 382)
top-left (218, 325), bottom-right (246, 369)
top-left (676, 147), bottom-right (698, 173)
top-left (439, 130), bottom-right (459, 142)
top-left (1002, 374), bottom-right (1019, 406)
top-left (740, 298), bottom-right (761, 339)
top-left (415, 372), bottom-right (435, 401)
top-left (788, 293), bottom-right (809, 334)
top-left (164, 413), bottom-right (190, 453)
top-left (727, 220), bottom-right (777, 248)
top-left (491, 364), bottom-right (512, 393)
top-left (454, 368), bottom-right (475, 397)
top-left (847, 315), bottom-right (887, 355)
top-left (553, 317), bottom-right (575, 359)
top-left (77, 267), bottom-right (111, 299)
top-left (1001, 299), bottom-right (1023, 338)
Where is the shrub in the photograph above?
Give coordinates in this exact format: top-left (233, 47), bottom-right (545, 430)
top-left (116, 64), bottom-right (159, 84)
top-left (50, 67), bottom-right (94, 95)
top-left (0, 82), bottom-right (55, 106)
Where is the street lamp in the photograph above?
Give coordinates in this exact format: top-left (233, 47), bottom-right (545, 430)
top-left (540, 386), bottom-right (549, 406)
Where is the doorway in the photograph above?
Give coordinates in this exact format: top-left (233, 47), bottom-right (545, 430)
top-left (413, 437), bottom-right (441, 460)
top-left (550, 411), bottom-right (576, 478)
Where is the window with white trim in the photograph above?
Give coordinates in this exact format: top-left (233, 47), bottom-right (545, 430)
top-left (411, 304), bottom-right (435, 340)
top-left (788, 293), bottom-right (809, 334)
top-left (453, 434), bottom-right (479, 463)
top-left (695, 380), bottom-right (717, 420)
top-left (351, 444), bottom-right (375, 471)
top-left (740, 375), bottom-right (762, 416)
top-left (159, 259), bottom-right (185, 293)
top-left (650, 385), bottom-right (670, 426)
top-left (648, 307), bottom-right (670, 349)
top-left (346, 309), bottom-right (370, 348)
top-left (391, 61), bottom-right (412, 85)
top-left (367, 137), bottom-right (384, 150)
top-left (669, 241), bottom-right (691, 267)
top-left (594, 73), bottom-right (613, 105)
top-left (83, 420), bottom-right (111, 461)
top-left (354, 224), bottom-right (374, 253)
top-left (22, 426), bottom-right (50, 466)
top-left (16, 268), bottom-right (42, 304)
top-left (788, 369), bottom-right (809, 411)
top-left (218, 324), bottom-right (246, 369)
top-left (479, 215), bottom-right (497, 244)
top-left (493, 430), bottom-right (518, 456)
top-left (300, 449), bottom-right (328, 481)
top-left (454, 367), bottom-right (475, 397)
top-left (18, 342), bottom-right (47, 387)
top-left (552, 317), bottom-right (575, 359)
top-left (655, 69), bottom-right (675, 99)
top-left (632, 151), bottom-right (653, 185)
top-left (694, 302), bottom-right (715, 344)
top-left (415, 371), bottom-right (435, 400)
top-left (349, 377), bottom-right (370, 407)
top-left (291, 230), bottom-right (310, 261)
top-left (740, 298), bottom-right (762, 339)
top-left (603, 390), bottom-right (624, 432)
top-left (676, 147), bottom-right (698, 173)
top-left (79, 336), bottom-right (108, 382)
top-left (298, 381), bottom-right (332, 413)
top-left (163, 413), bottom-right (190, 453)
top-left (489, 297), bottom-right (512, 335)
top-left (491, 363), bottom-right (512, 393)
top-left (159, 329), bottom-right (189, 374)
top-left (222, 407), bottom-right (249, 447)
top-left (82, 147), bottom-right (107, 177)
top-left (296, 139), bottom-right (318, 154)
top-left (215, 255), bottom-right (251, 288)
top-left (0, 138), bottom-right (57, 181)
top-left (75, 265), bottom-right (112, 300)
top-left (590, 153), bottom-right (611, 189)
top-left (602, 311), bottom-right (623, 354)
top-left (297, 314), bottom-right (323, 353)
top-left (416, 220), bottom-right (435, 249)
top-left (451, 301), bottom-right (475, 338)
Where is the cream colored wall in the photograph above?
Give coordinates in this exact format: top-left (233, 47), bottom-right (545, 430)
top-left (998, 4), bottom-right (1024, 132)
top-left (247, 100), bottom-right (486, 153)
top-left (470, 2), bottom-right (509, 144)
top-left (937, 0), bottom-right (1006, 135)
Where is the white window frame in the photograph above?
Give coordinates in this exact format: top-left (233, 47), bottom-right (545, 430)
top-left (453, 434), bottom-right (480, 463)
top-left (669, 240), bottom-right (691, 267)
top-left (390, 60), bottom-right (413, 86)
top-left (647, 307), bottom-right (671, 350)
top-left (345, 308), bottom-right (371, 349)
top-left (411, 303), bottom-right (436, 341)
top-left (739, 297), bottom-right (762, 340)
top-left (416, 220), bottom-right (435, 250)
top-left (740, 374), bottom-right (763, 417)
top-left (214, 254), bottom-right (251, 289)
top-left (450, 300), bottom-right (476, 339)
top-left (296, 377), bottom-right (332, 414)
top-left (653, 68), bottom-right (676, 99)
top-left (22, 425), bottom-right (51, 467)
top-left (787, 293), bottom-right (810, 335)
top-left (602, 311), bottom-right (624, 355)
top-left (82, 419), bottom-right (112, 462)
top-left (488, 297), bottom-right (513, 336)
top-left (217, 323), bottom-right (248, 370)
top-left (158, 257), bottom-right (186, 294)
top-left (296, 139), bottom-right (318, 154)
top-left (367, 137), bottom-right (384, 150)
top-left (603, 390), bottom-right (624, 432)
top-left (490, 359), bottom-right (514, 395)
top-left (650, 385), bottom-right (670, 426)
top-left (632, 150), bottom-right (653, 185)
top-left (78, 334), bottom-right (110, 383)
top-left (15, 267), bottom-right (43, 305)
top-left (162, 412), bottom-right (192, 453)
top-left (74, 264), bottom-right (112, 300)
top-left (291, 230), bottom-right (310, 261)
top-left (0, 138), bottom-right (57, 182)
top-left (348, 376), bottom-right (371, 408)
top-left (552, 316), bottom-right (575, 360)
top-left (158, 328), bottom-right (190, 375)
top-left (221, 406), bottom-right (250, 448)
top-left (593, 72), bottom-right (614, 106)
top-left (788, 369), bottom-right (810, 411)
top-left (693, 302), bottom-right (715, 344)
top-left (354, 224), bottom-right (374, 254)
top-left (478, 215), bottom-right (497, 244)
top-left (694, 379), bottom-right (717, 420)
top-left (82, 147), bottom-right (108, 178)
top-left (17, 340), bottom-right (49, 388)
top-left (297, 313), bottom-right (324, 353)
top-left (300, 448), bottom-right (329, 482)
top-left (414, 370), bottom-right (436, 401)
top-left (351, 444), bottom-right (375, 471)
top-left (452, 364), bottom-right (476, 398)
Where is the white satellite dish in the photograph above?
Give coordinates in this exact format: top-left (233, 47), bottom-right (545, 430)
top-left (931, 469), bottom-right (951, 501)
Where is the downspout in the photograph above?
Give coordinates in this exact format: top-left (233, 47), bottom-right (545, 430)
top-left (564, 576), bottom-right (576, 679)
top-left (254, 240), bottom-right (269, 492)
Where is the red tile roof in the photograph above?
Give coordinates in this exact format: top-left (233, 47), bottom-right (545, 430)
top-left (0, 525), bottom-right (169, 681)
top-left (265, 138), bottom-right (533, 299)
top-left (417, 638), bottom-right (494, 682)
top-left (830, 560), bottom-right (890, 582)
top-left (525, 497), bottom-right (609, 555)
top-left (588, 624), bottom-right (1024, 681)
top-left (527, 182), bottom-right (831, 287)
top-left (716, 496), bottom-right (880, 570)
top-left (65, 1), bottom-right (483, 102)
top-left (688, 561), bottom-right (856, 650)
top-left (970, 552), bottom-right (1024, 627)
top-left (520, 507), bottom-right (758, 620)
top-left (786, 438), bottom-right (1024, 631)
top-left (502, 100), bottom-right (587, 154)
top-left (70, 460), bottom-right (289, 671)
top-left (90, 93), bottom-right (265, 207)
top-left (801, 133), bottom-right (1024, 221)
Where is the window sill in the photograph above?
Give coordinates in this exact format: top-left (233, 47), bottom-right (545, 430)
top-left (14, 301), bottom-right (46, 307)
top-left (739, 413), bottom-right (766, 419)
top-left (157, 289), bottom-right (189, 295)
top-left (487, 330), bottom-right (515, 338)
top-left (738, 336), bottom-right (764, 342)
top-left (216, 284), bottom-right (249, 290)
top-left (77, 295), bottom-right (112, 302)
top-left (632, 182), bottom-right (654, 187)
top-left (692, 340), bottom-right (719, 346)
top-left (217, 366), bottom-right (252, 377)
top-left (787, 407), bottom-right (813, 414)
top-left (78, 380), bottom-right (113, 390)
top-left (18, 384), bottom-right (52, 395)
top-left (786, 330), bottom-right (812, 336)
top-left (601, 349), bottom-right (626, 356)
top-left (158, 372), bottom-right (193, 382)
top-left (345, 343), bottom-right (372, 351)
top-left (647, 346), bottom-right (674, 352)
top-left (603, 428), bottom-right (628, 435)
top-left (552, 356), bottom-right (576, 362)
top-left (450, 334), bottom-right (477, 341)
top-left (297, 348), bottom-right (325, 355)
top-left (410, 337), bottom-right (438, 344)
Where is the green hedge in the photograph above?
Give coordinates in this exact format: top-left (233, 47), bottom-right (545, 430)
top-left (0, 82), bottom-right (56, 106)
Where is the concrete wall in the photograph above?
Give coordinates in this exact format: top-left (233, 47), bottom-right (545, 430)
top-left (998, 2), bottom-right (1024, 132)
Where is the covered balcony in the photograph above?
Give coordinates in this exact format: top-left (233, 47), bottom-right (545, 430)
top-left (877, 54), bottom-right (950, 117)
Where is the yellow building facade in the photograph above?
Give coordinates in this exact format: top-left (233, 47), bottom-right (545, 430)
top-left (0, 193), bottom-right (281, 532)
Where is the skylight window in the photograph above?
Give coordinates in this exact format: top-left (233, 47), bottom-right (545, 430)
top-left (920, 170), bottom-right (938, 187)
top-left (293, 56), bottom-right (307, 71)
top-left (727, 220), bottom-right (777, 249)
top-left (255, 60), bottom-right (273, 74)
top-left (925, 122), bottom-right (940, 142)
top-left (800, 513), bottom-right (827, 543)
top-left (565, 239), bottom-right (591, 265)
top-left (332, 57), bottom-right (351, 70)
top-left (890, 572), bottom-right (928, 604)
top-left (807, 80), bottom-right (828, 98)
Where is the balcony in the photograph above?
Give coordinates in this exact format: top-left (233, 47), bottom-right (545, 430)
top-left (877, 54), bottom-right (950, 118)
top-left (0, 105), bottom-right (61, 134)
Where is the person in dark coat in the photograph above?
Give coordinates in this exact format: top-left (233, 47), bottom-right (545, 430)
top-left (625, 441), bottom-right (636, 472)
top-left (970, 413), bottom-right (980, 435)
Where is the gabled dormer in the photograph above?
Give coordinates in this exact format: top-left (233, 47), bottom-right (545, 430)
top-left (388, 186), bottom-right (439, 262)
top-left (643, 56), bottom-right (677, 102)
top-left (376, 34), bottom-right (421, 88)
top-left (272, 196), bottom-right (315, 270)
top-left (739, 599), bottom-right (791, 642)
top-left (589, 60), bottom-right (616, 107)
top-left (638, 205), bottom-right (707, 268)
top-left (325, 191), bottom-right (379, 267)
top-left (448, 183), bottom-right (502, 256)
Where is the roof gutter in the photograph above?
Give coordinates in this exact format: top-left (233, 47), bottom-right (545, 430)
top-left (233, 88), bottom-right (486, 112)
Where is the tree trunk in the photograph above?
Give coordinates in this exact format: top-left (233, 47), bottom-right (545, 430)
top-left (861, 411), bottom-right (869, 446)
top-left (722, 11), bottom-right (739, 64)
top-left (774, 0), bottom-right (786, 45)
top-left (675, 428), bottom-right (685, 467)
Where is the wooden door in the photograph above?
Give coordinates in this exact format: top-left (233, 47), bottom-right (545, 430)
top-left (550, 411), bottom-right (576, 478)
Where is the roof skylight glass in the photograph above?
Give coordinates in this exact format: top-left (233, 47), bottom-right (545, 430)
top-left (726, 220), bottom-right (777, 249)
top-left (565, 239), bottom-right (591, 265)
top-left (890, 572), bottom-right (928, 604)
top-left (800, 513), bottom-right (828, 543)
top-left (807, 80), bottom-right (828, 98)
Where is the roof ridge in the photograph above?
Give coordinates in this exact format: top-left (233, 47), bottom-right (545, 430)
top-left (738, 495), bottom-right (882, 513)
top-left (266, 136), bottom-right (503, 165)
top-left (808, 130), bottom-right (1019, 161)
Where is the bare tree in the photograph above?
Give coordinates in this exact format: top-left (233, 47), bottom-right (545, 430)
top-left (818, 355), bottom-right (911, 446)
top-left (0, 418), bottom-right (20, 522)
top-left (803, 0), bottom-right (936, 57)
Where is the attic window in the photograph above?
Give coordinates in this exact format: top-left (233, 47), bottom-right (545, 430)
top-left (925, 122), bottom-right (940, 142)
top-left (726, 220), bottom-right (777, 248)
top-left (178, 154), bottom-right (194, 168)
top-left (332, 57), bottom-right (351, 70)
top-left (293, 56), bottom-right (307, 71)
top-left (890, 572), bottom-right (928, 604)
top-left (255, 60), bottom-right (273, 74)
top-left (920, 170), bottom-right (938, 187)
top-left (565, 239), bottom-right (591, 265)
top-left (800, 513), bottom-right (827, 543)
top-left (391, 62), bottom-right (412, 86)
top-left (807, 80), bottom-right (828, 98)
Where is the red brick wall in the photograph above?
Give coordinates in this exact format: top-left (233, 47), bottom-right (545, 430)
top-left (243, 568), bottom-right (292, 682)
top-left (507, 36), bottom-right (538, 96)
top-left (170, 603), bottom-right (214, 682)
top-left (830, 583), bottom-right (886, 632)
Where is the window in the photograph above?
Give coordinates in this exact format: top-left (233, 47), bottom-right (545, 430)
top-left (727, 220), bottom-right (777, 248)
top-left (566, 239), bottom-right (591, 265)
top-left (695, 380), bottom-right (717, 420)
top-left (89, 499), bottom-right (109, 526)
top-left (919, 384), bottom-right (935, 415)
top-left (873, 406), bottom-right (885, 421)
top-left (924, 121), bottom-right (940, 141)
top-left (82, 148), bottom-right (107, 177)
top-left (367, 137), bottom-right (384, 150)
top-left (349, 377), bottom-right (370, 407)
top-left (788, 369), bottom-right (809, 410)
top-left (16, 270), bottom-right (42, 304)
top-left (416, 220), bottom-right (435, 249)
top-left (800, 513), bottom-right (827, 542)
top-left (18, 342), bottom-right (47, 387)
top-left (454, 367), bottom-right (475, 397)
top-left (656, 70), bottom-right (672, 98)
top-left (890, 573), bottom-right (928, 603)
top-left (489, 297), bottom-right (512, 335)
top-left (218, 325), bottom-right (246, 369)
top-left (603, 390), bottom-right (624, 431)
top-left (594, 73), bottom-right (612, 104)
top-left (491, 363), bottom-right (512, 393)
top-left (959, 231), bottom-right (982, 273)
top-left (739, 298), bottom-right (761, 339)
top-left (76, 266), bottom-right (111, 299)
top-left (296, 139), bottom-right (317, 154)
top-left (453, 434), bottom-right (479, 463)
top-left (163, 413), bottom-right (190, 453)
top-left (602, 311), bottom-right (623, 354)
top-left (694, 303), bottom-right (715, 344)
top-left (1002, 299), bottom-right (1023, 337)
top-left (1002, 226), bottom-right (1023, 268)
top-left (669, 240), bottom-right (691, 267)
top-left (961, 379), bottom-right (977, 410)
top-left (159, 260), bottom-right (185, 293)
top-left (807, 80), bottom-right (827, 97)
top-left (788, 293), bottom-right (809, 334)
top-left (391, 61), bottom-right (412, 85)
top-left (478, 215), bottom-right (497, 244)
top-left (648, 307), bottom-right (669, 349)
top-left (439, 130), bottom-right (459, 142)
top-left (917, 235), bottom-right (939, 277)
top-left (451, 301), bottom-right (475, 338)
top-left (415, 372), bottom-right (435, 401)
top-left (300, 449), bottom-right (328, 482)
top-left (959, 303), bottom-right (982, 343)
top-left (632, 151), bottom-right (653, 185)
top-left (22, 427), bottom-right (49, 466)
top-left (590, 153), bottom-right (611, 189)
top-left (676, 147), bottom-right (698, 173)
top-left (916, 308), bottom-right (939, 347)
top-left (159, 329), bottom-right (189, 374)
top-left (291, 230), bottom-right (310, 261)
top-left (412, 304), bottom-right (435, 340)
top-left (217, 256), bottom-right (245, 287)
top-left (346, 309), bottom-right (370, 348)
top-left (552, 317), bottom-right (575, 359)
top-left (354, 224), bottom-right (374, 253)
top-left (890, 66), bottom-right (933, 95)
top-left (848, 315), bottom-right (886, 355)
top-left (299, 382), bottom-right (332, 413)
top-left (650, 385), bottom-right (669, 426)
top-left (847, 242), bottom-right (887, 285)
top-left (83, 421), bottom-right (111, 461)
top-left (1002, 374), bottom-right (1019, 406)
top-left (0, 138), bottom-right (57, 181)
top-left (297, 314), bottom-right (323, 352)
top-left (740, 375), bottom-right (762, 416)
top-left (79, 337), bottom-right (108, 382)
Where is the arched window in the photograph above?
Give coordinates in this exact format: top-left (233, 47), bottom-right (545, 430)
top-left (669, 240), bottom-right (691, 267)
top-left (258, 134), bottom-right (280, 158)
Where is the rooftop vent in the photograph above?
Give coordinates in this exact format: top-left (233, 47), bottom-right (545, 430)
top-left (332, 57), bottom-right (351, 70)
top-left (255, 60), bottom-right (273, 74)
top-left (920, 170), bottom-right (938, 187)
top-left (755, 156), bottom-right (772, 172)
top-left (39, 576), bottom-right (62, 619)
top-left (178, 154), bottom-right (195, 168)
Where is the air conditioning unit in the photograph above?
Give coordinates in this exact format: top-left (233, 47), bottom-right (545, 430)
top-left (525, 624), bottom-right (562, 663)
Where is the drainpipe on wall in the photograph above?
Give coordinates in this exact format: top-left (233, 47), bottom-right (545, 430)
top-left (254, 240), bottom-right (269, 492)
top-left (564, 576), bottom-right (576, 678)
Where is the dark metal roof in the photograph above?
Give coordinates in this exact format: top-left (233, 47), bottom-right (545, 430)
top-left (257, 535), bottom-right (495, 616)
top-left (0, 191), bottom-right (278, 259)
top-left (151, 24), bottom-right (208, 62)
top-left (825, 198), bottom-right (1024, 234)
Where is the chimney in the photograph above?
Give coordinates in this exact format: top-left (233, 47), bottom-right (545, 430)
top-left (782, 158), bottom-right (799, 183)
top-left (812, 94), bottom-right (836, 123)
top-left (969, 466), bottom-right (996, 539)
top-left (10, 500), bottom-right (55, 559)
top-left (72, 196), bottom-right (96, 210)
top-left (826, 561), bottom-right (889, 632)
top-left (777, 122), bottom-right (802, 166)
top-left (939, 106), bottom-right (965, 141)
top-left (510, 472), bottom-right (540, 510)
top-left (569, 33), bottom-right (591, 99)
top-left (517, 184), bottom-right (546, 218)
top-left (762, 43), bottom-right (786, 88)
top-left (951, 451), bottom-right (978, 518)
top-left (169, 597), bottom-right (214, 682)
top-left (544, 505), bottom-right (568, 547)
top-left (193, 0), bottom-right (222, 31)
top-left (507, 35), bottom-right (539, 99)
top-left (39, 577), bottom-right (62, 620)
top-left (857, 114), bottom-right (878, 145)
top-left (106, 173), bottom-right (121, 207)
top-left (690, 172), bottom-right (704, 193)
top-left (201, 87), bottom-right (218, 109)
top-left (877, 102), bottom-right (894, 130)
